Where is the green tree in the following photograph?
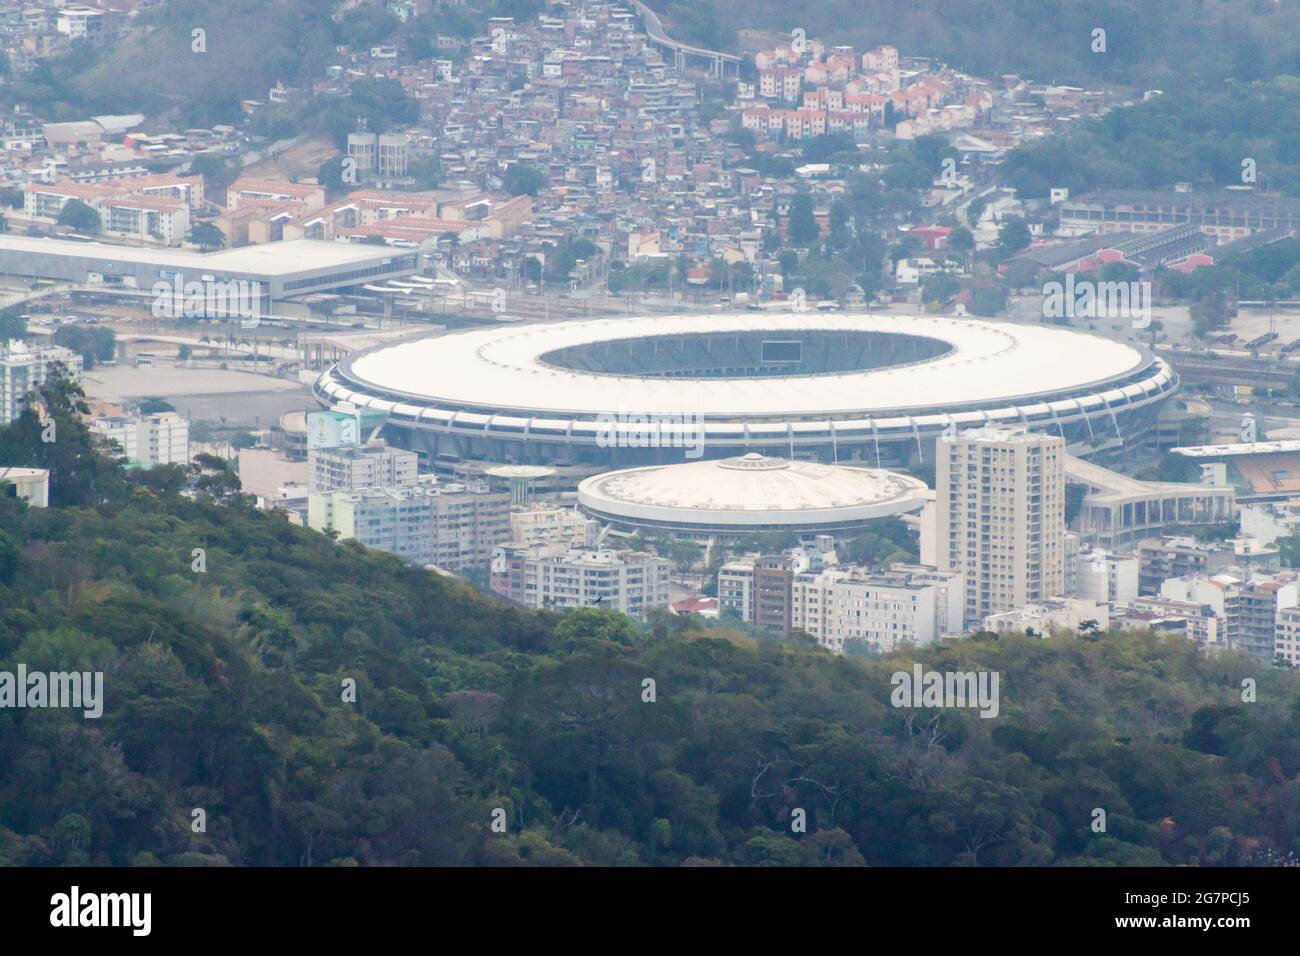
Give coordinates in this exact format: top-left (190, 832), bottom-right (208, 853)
top-left (0, 364), bottom-right (123, 505)
top-left (52, 326), bottom-right (114, 370)
top-left (57, 198), bottom-right (100, 234)
top-left (922, 272), bottom-right (961, 305)
top-left (787, 193), bottom-right (821, 246)
top-left (504, 163), bottom-right (545, 197)
top-left (189, 221), bottom-right (225, 250)
top-left (188, 153), bottom-right (234, 193)
top-left (407, 154), bottom-right (442, 190)
top-left (0, 308), bottom-right (24, 342)
top-left (970, 285), bottom-right (1008, 317)
top-left (997, 219), bottom-right (1031, 257)
top-left (317, 155), bottom-right (351, 194)
top-left (1004, 258), bottom-right (1043, 291)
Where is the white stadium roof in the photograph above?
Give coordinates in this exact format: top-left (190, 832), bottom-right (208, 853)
top-left (577, 453), bottom-right (930, 528)
top-left (344, 313), bottom-right (1150, 418)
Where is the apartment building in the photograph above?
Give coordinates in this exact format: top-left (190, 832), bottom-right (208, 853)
top-left (307, 479), bottom-right (510, 573)
top-left (1237, 575), bottom-right (1299, 663)
top-left (24, 181), bottom-right (191, 245)
top-left (1116, 596), bottom-right (1222, 648)
top-left (1274, 605), bottom-right (1300, 667)
top-left (226, 178), bottom-right (326, 212)
top-left (790, 563), bottom-right (964, 654)
top-left (983, 597), bottom-right (1109, 636)
top-left (508, 504), bottom-right (599, 548)
top-left (56, 6), bottom-right (106, 40)
top-left (754, 554), bottom-right (795, 633)
top-left (718, 560), bottom-right (756, 623)
top-left (490, 545), bottom-right (672, 621)
top-left (937, 427), bottom-right (1066, 628)
top-left (1074, 545), bottom-right (1139, 604)
top-left (0, 341), bottom-right (83, 424)
top-left (1160, 569), bottom-right (1299, 663)
top-left (91, 412), bottom-right (190, 466)
top-left (489, 543), bottom-right (533, 605)
top-left (308, 442), bottom-right (419, 494)
top-left (1136, 536), bottom-right (1239, 595)
top-left (427, 481), bottom-right (511, 571)
top-left (718, 541), bottom-right (840, 628)
top-left (347, 132), bottom-right (411, 178)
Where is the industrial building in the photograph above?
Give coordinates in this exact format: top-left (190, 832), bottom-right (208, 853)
top-left (1059, 189), bottom-right (1300, 242)
top-left (0, 235), bottom-right (418, 316)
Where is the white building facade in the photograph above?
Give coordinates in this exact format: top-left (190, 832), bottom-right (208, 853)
top-left (1, 341), bottom-right (83, 424)
top-left (791, 563), bottom-right (964, 654)
top-left (937, 427), bottom-right (1066, 628)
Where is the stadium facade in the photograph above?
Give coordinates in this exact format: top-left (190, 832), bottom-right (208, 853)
top-left (314, 313), bottom-right (1178, 473)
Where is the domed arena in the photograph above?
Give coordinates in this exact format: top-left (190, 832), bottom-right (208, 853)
top-left (576, 453), bottom-right (930, 539)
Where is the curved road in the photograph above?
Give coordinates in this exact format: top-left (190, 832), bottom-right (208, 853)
top-left (632, 0), bottom-right (740, 64)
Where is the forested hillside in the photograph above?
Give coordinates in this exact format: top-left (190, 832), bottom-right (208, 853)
top-left (2, 0), bottom-right (339, 126)
top-left (1001, 76), bottom-right (1300, 199)
top-left (0, 0), bottom-right (536, 128)
top-left (1, 373), bottom-right (1299, 866)
top-left (679, 0), bottom-right (1300, 89)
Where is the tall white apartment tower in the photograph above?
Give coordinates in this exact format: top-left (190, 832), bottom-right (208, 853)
top-left (936, 427), bottom-right (1066, 628)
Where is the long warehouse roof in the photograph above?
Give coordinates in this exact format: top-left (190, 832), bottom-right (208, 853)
top-left (0, 234), bottom-right (401, 276)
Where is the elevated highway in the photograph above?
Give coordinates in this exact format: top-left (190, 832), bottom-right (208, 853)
top-left (632, 1), bottom-right (740, 77)
top-left (1156, 347), bottom-right (1298, 389)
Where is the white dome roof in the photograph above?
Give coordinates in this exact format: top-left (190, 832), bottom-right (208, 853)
top-left (577, 454), bottom-right (929, 528)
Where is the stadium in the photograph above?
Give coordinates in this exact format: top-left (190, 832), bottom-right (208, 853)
top-left (314, 312), bottom-right (1178, 474)
top-left (577, 453), bottom-right (930, 539)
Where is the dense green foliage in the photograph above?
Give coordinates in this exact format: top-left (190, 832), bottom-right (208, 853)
top-left (0, 1), bottom-right (531, 129)
top-left (1003, 77), bottom-right (1300, 200)
top-left (2, 376), bottom-right (1300, 866)
top-left (504, 164), bottom-right (546, 198)
top-left (51, 326), bottom-right (116, 371)
top-left (56, 199), bottom-right (100, 234)
top-left (0, 309), bottom-right (25, 342)
top-left (1156, 238), bottom-right (1300, 310)
top-left (2, 0), bottom-right (339, 125)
